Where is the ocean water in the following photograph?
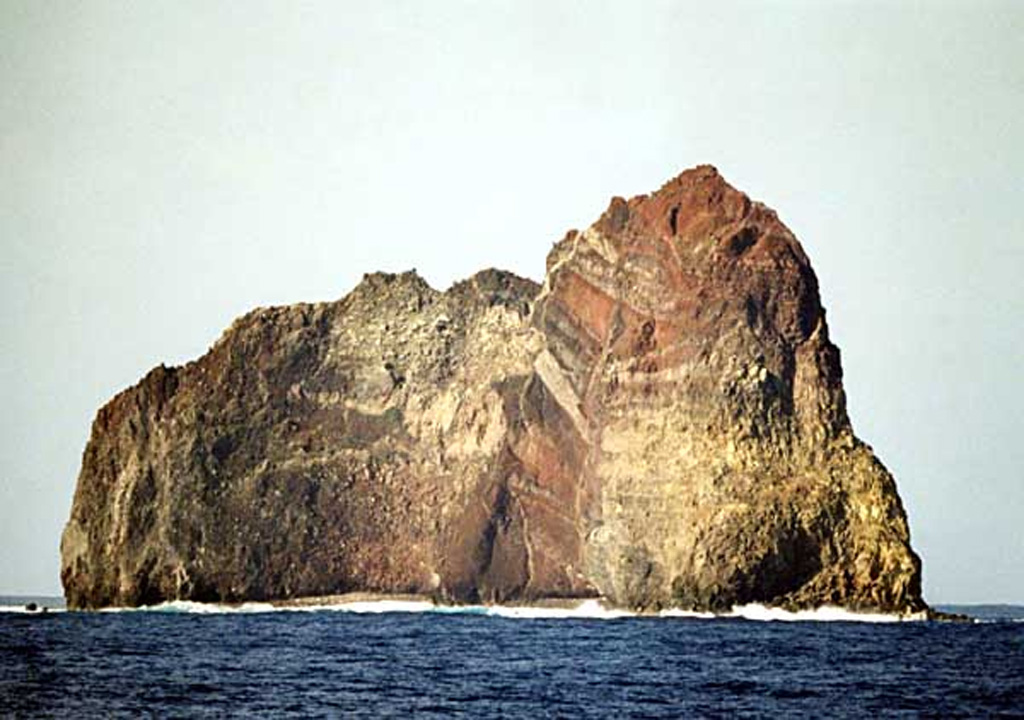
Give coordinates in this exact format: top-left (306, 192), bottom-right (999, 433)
top-left (2, 598), bottom-right (1022, 718)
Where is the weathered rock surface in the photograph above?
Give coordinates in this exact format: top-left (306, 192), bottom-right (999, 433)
top-left (62, 166), bottom-right (925, 613)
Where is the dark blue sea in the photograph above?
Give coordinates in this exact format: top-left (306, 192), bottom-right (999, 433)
top-left (2, 598), bottom-right (1022, 718)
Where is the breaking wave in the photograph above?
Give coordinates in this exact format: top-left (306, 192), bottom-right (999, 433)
top-left (98, 600), bottom-right (279, 615)
top-left (659, 604), bottom-right (928, 623)
top-left (75, 598), bottom-right (933, 622)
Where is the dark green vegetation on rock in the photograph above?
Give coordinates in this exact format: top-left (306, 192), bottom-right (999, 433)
top-left (62, 167), bottom-right (926, 613)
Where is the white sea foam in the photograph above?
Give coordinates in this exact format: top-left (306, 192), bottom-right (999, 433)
top-left (281, 598), bottom-right (631, 619)
top-left (658, 608), bottom-right (717, 620)
top-left (724, 604), bottom-right (927, 623)
top-left (484, 599), bottom-right (633, 620)
top-left (99, 600), bottom-right (277, 614)
top-left (312, 600), bottom-right (437, 614)
top-left (65, 598), bottom-right (934, 622)
top-left (96, 599), bottom-right (441, 615)
top-left (86, 597), bottom-right (633, 618)
top-left (658, 603), bottom-right (927, 623)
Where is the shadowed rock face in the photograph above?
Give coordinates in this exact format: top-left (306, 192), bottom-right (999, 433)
top-left (62, 166), bottom-right (925, 612)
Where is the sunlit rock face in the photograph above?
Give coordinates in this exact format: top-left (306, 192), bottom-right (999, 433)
top-left (62, 166), bottom-right (925, 613)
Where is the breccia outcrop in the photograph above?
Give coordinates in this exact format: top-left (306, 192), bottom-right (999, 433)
top-left (61, 166), bottom-right (926, 613)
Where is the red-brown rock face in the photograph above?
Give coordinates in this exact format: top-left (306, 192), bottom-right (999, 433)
top-left (62, 167), bottom-right (925, 613)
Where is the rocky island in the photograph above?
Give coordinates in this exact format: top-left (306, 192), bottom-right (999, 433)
top-left (61, 166), bottom-right (926, 614)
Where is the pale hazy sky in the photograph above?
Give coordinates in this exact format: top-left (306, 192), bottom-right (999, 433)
top-left (2, 1), bottom-right (1021, 603)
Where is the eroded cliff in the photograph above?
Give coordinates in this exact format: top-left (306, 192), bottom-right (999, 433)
top-left (61, 166), bottom-right (925, 613)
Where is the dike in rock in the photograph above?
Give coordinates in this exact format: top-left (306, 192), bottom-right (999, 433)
top-left (61, 166), bottom-right (926, 614)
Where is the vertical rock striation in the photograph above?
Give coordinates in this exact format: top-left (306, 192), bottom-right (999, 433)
top-left (62, 166), bottom-right (925, 613)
